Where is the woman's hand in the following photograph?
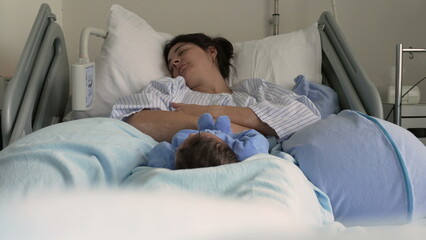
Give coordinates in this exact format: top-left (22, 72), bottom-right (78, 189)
top-left (171, 102), bottom-right (214, 117)
top-left (125, 109), bottom-right (250, 142)
top-left (170, 102), bottom-right (277, 137)
top-left (126, 110), bottom-right (198, 142)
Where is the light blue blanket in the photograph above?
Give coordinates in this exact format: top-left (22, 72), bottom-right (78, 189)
top-left (0, 118), bottom-right (332, 226)
top-left (0, 118), bottom-right (157, 201)
top-left (125, 154), bottom-right (333, 225)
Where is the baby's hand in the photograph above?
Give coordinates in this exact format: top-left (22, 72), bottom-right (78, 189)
top-left (197, 113), bottom-right (232, 134)
top-left (214, 115), bottom-right (232, 134)
top-left (148, 141), bottom-right (176, 169)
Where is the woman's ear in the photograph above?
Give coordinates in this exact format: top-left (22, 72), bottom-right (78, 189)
top-left (207, 46), bottom-right (218, 60)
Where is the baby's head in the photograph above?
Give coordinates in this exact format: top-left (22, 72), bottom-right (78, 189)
top-left (175, 132), bottom-right (238, 169)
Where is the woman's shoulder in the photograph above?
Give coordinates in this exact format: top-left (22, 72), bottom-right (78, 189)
top-left (231, 78), bottom-right (287, 92)
top-left (149, 76), bottom-right (186, 87)
top-left (145, 76), bottom-right (188, 93)
top-left (231, 78), bottom-right (261, 91)
top-left (232, 77), bottom-right (264, 86)
top-left (232, 78), bottom-right (287, 88)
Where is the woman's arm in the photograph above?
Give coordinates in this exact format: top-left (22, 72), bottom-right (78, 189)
top-left (126, 109), bottom-right (250, 142)
top-left (171, 103), bottom-right (277, 137)
top-left (210, 106), bottom-right (277, 137)
top-left (126, 110), bottom-right (197, 142)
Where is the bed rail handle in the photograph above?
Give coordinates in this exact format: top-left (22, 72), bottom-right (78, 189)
top-left (79, 27), bottom-right (108, 63)
top-left (8, 22), bottom-right (69, 146)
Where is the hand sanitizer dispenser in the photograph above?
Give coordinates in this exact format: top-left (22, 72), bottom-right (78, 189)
top-left (72, 59), bottom-right (95, 111)
top-left (71, 27), bottom-right (107, 111)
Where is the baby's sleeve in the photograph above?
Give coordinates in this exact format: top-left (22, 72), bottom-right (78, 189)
top-left (147, 142), bottom-right (176, 169)
top-left (227, 130), bottom-right (269, 161)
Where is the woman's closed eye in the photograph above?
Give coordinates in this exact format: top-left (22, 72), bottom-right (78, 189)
top-left (167, 44), bottom-right (191, 73)
top-left (177, 49), bottom-right (187, 56)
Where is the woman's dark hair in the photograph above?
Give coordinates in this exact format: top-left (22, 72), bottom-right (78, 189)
top-left (163, 33), bottom-right (235, 80)
top-left (175, 133), bottom-right (239, 169)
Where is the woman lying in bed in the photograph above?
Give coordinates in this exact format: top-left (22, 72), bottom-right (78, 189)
top-left (109, 33), bottom-right (426, 225)
top-left (110, 33), bottom-right (321, 142)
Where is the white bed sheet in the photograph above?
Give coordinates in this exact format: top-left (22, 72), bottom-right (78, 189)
top-left (1, 189), bottom-right (425, 240)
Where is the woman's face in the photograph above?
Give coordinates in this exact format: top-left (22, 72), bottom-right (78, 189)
top-left (167, 42), bottom-right (218, 89)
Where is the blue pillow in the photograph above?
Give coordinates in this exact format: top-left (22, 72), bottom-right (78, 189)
top-left (282, 110), bottom-right (426, 225)
top-left (292, 75), bottom-right (340, 119)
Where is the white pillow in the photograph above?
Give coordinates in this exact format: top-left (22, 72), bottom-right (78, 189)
top-left (230, 22), bottom-right (322, 89)
top-left (73, 4), bottom-right (321, 119)
top-left (75, 4), bottom-right (172, 118)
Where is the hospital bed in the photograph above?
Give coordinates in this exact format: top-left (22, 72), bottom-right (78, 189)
top-left (1, 3), bottom-right (425, 240)
top-left (0, 3), bottom-right (383, 149)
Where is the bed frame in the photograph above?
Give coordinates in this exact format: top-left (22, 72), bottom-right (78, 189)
top-left (0, 4), bottom-right (382, 149)
top-left (319, 12), bottom-right (383, 120)
top-left (1, 4), bottom-right (69, 148)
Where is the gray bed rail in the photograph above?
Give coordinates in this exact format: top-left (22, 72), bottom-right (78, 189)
top-left (1, 4), bottom-right (69, 148)
top-left (319, 12), bottom-right (383, 119)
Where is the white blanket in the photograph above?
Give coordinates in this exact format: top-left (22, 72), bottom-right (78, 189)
top-left (0, 189), bottom-right (425, 240)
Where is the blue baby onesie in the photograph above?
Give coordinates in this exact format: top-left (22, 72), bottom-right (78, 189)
top-left (148, 113), bottom-right (269, 169)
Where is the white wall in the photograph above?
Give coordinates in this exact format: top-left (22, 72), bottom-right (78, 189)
top-left (0, 0), bottom-right (62, 77)
top-left (1, 0), bottom-right (426, 102)
top-left (335, 0), bottom-right (426, 102)
top-left (61, 0), bottom-right (286, 64)
top-left (61, 0), bottom-right (335, 64)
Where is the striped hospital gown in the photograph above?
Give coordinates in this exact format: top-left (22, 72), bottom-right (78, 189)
top-left (110, 76), bottom-right (321, 139)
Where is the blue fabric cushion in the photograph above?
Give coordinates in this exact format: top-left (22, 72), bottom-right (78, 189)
top-left (282, 110), bottom-right (426, 225)
top-left (292, 75), bottom-right (340, 119)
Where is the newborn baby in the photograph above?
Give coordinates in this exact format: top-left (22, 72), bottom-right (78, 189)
top-left (148, 113), bottom-right (269, 169)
